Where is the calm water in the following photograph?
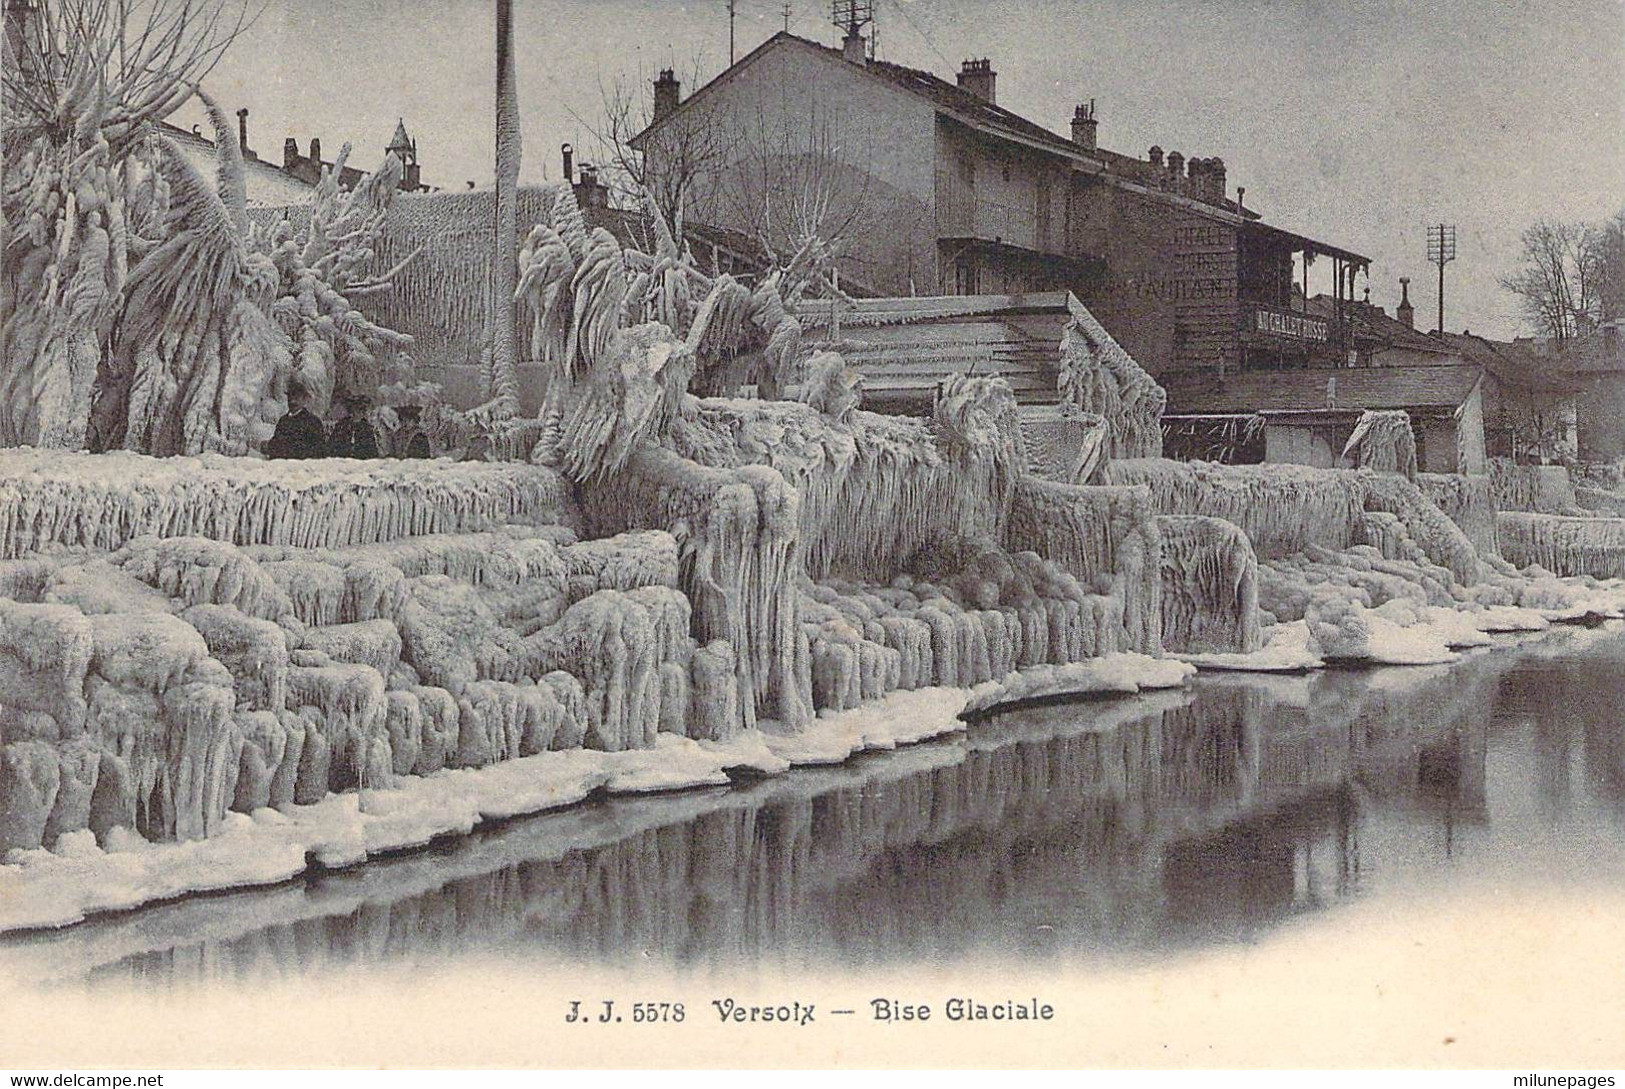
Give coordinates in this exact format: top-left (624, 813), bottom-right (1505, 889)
top-left (8, 625), bottom-right (1625, 989)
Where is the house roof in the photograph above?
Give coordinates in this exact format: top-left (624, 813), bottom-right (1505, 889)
top-left (159, 121), bottom-right (320, 188)
top-left (1161, 365), bottom-right (1487, 416)
top-left (1434, 331), bottom-right (1581, 392)
top-left (634, 33), bottom-right (1265, 220)
top-left (1304, 295), bottom-right (1453, 355)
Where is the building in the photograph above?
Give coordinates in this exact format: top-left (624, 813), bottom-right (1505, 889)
top-left (1433, 331), bottom-right (1579, 465)
top-left (1552, 319), bottom-right (1625, 463)
top-left (633, 29), bottom-right (1370, 380)
top-left (1159, 365), bottom-right (1491, 473)
top-left (164, 111), bottom-right (432, 208)
top-left (1157, 297), bottom-right (1582, 472)
top-left (795, 290), bottom-right (1080, 415)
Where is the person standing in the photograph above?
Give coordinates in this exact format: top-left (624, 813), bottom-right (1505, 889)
top-left (265, 382), bottom-right (328, 459)
top-left (328, 393), bottom-right (381, 459)
top-left (392, 404), bottom-right (432, 459)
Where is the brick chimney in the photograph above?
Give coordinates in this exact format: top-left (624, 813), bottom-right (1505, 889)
top-left (1071, 101), bottom-right (1097, 151)
top-left (1165, 150), bottom-right (1184, 191)
top-left (1208, 156), bottom-right (1226, 202)
top-left (842, 29), bottom-right (867, 64)
top-left (957, 59), bottom-right (996, 104)
top-left (574, 162), bottom-right (609, 209)
top-left (1397, 277), bottom-right (1414, 329)
top-left (1148, 145), bottom-right (1163, 169)
top-left (309, 136), bottom-right (321, 164)
top-left (283, 137), bottom-right (299, 168)
top-left (653, 69), bottom-right (681, 121)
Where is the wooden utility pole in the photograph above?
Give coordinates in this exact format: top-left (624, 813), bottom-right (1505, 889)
top-left (1428, 223), bottom-right (1457, 335)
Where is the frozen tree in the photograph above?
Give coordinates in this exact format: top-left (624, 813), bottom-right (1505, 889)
top-left (484, 0), bottom-right (522, 415)
top-left (4, 0), bottom-right (416, 456)
top-left (1, 0), bottom-right (257, 449)
top-left (251, 146), bottom-right (418, 438)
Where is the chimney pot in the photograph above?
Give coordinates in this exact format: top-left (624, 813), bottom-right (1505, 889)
top-left (653, 68), bottom-right (681, 121)
top-left (1070, 100), bottom-right (1097, 151)
top-left (957, 58), bottom-right (996, 104)
top-left (561, 142), bottom-right (574, 184)
top-left (1397, 277), bottom-right (1415, 329)
top-left (235, 107), bottom-right (251, 157)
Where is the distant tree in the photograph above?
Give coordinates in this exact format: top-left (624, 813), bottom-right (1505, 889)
top-left (1498, 217), bottom-right (1614, 345)
top-left (1598, 208), bottom-right (1625, 324)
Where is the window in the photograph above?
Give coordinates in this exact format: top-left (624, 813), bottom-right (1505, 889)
top-left (955, 258), bottom-right (979, 296)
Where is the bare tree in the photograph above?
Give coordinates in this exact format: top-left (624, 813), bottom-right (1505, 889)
top-left (591, 65), bottom-right (889, 293)
top-left (712, 90), bottom-right (875, 275)
top-left (588, 60), bottom-right (732, 237)
top-left (3, 0), bottom-right (257, 152)
top-left (1498, 218), bottom-right (1609, 345)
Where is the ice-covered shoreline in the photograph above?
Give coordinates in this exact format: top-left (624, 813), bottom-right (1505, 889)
top-left (4, 583), bottom-right (1618, 937)
top-left (0, 656), bottom-right (1191, 934)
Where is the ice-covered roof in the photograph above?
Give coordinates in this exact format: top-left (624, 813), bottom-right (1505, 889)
top-left (1161, 365), bottom-right (1487, 416)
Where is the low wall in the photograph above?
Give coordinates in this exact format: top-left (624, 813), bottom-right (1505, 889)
top-left (0, 450), bottom-right (576, 557)
top-left (1106, 459), bottom-right (1481, 584)
top-left (1498, 512), bottom-right (1625, 579)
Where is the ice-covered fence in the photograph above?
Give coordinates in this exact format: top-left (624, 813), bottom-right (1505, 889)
top-left (1490, 458), bottom-right (1579, 514)
top-left (1002, 478), bottom-right (1161, 654)
top-left (1498, 513), bottom-right (1625, 579)
top-left (1418, 473), bottom-right (1500, 559)
top-left (0, 450), bottom-right (576, 557)
top-left (1106, 459), bottom-right (1366, 558)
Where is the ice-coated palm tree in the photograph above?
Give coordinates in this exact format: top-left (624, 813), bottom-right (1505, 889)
top-left (488, 0), bottom-right (522, 412)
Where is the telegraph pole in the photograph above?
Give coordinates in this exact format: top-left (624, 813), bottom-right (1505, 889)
top-left (1428, 224), bottom-right (1457, 334)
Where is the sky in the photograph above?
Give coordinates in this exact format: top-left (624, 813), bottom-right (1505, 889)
top-left (174, 0), bottom-right (1625, 339)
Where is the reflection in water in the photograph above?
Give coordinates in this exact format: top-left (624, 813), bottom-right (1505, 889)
top-left (10, 628), bottom-right (1625, 989)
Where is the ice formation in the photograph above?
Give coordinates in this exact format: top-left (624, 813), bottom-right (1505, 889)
top-left (1338, 410), bottom-right (1418, 480)
top-left (5, 51), bottom-right (1618, 923)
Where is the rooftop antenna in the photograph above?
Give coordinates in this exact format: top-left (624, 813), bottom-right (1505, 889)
top-left (831, 0), bottom-right (874, 57)
top-left (782, 2), bottom-right (793, 32)
top-left (1427, 223), bottom-right (1457, 334)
